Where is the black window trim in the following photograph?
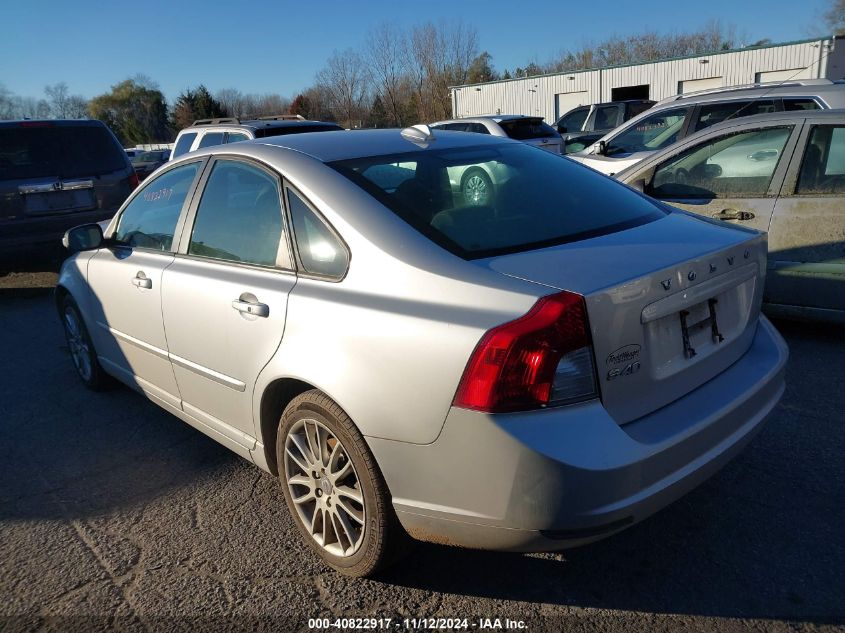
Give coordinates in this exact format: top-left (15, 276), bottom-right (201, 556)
top-left (110, 157), bottom-right (209, 254)
top-left (283, 182), bottom-right (351, 282)
top-left (171, 154), bottom-right (295, 273)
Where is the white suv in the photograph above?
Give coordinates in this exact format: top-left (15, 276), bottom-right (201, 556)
top-left (170, 116), bottom-right (344, 161)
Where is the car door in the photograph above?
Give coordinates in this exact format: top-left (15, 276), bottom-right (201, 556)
top-left (641, 121), bottom-right (801, 235)
top-left (765, 119), bottom-right (845, 311)
top-left (161, 157), bottom-right (296, 446)
top-left (86, 160), bottom-right (205, 407)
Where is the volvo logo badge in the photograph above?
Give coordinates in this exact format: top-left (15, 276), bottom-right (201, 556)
top-left (744, 249), bottom-right (750, 259)
top-left (727, 256), bottom-right (735, 265)
top-left (661, 279), bottom-right (671, 291)
top-left (688, 271), bottom-right (697, 281)
top-left (709, 263), bottom-right (717, 273)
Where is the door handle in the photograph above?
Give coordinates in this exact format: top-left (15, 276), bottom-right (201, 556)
top-left (712, 208), bottom-right (755, 221)
top-left (131, 273), bottom-right (152, 289)
top-left (232, 299), bottom-right (269, 318)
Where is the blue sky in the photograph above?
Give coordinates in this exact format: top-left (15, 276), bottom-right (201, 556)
top-left (1, 0), bottom-right (831, 103)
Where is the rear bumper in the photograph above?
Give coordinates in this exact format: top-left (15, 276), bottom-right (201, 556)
top-left (368, 316), bottom-right (788, 551)
top-left (0, 208), bottom-right (117, 256)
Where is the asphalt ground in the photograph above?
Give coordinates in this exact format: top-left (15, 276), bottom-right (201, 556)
top-left (1, 265), bottom-right (843, 633)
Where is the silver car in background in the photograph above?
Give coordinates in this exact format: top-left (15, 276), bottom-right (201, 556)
top-left (57, 125), bottom-right (788, 577)
top-left (616, 110), bottom-right (845, 321)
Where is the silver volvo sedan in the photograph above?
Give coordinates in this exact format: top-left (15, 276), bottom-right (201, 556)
top-left (57, 125), bottom-right (789, 577)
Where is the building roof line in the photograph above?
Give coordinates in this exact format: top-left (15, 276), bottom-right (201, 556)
top-left (449, 35), bottom-right (837, 90)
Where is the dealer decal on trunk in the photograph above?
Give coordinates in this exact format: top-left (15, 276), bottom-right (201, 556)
top-left (606, 344), bottom-right (642, 381)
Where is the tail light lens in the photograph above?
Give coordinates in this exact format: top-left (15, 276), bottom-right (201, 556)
top-left (453, 291), bottom-right (597, 413)
top-left (128, 171), bottom-right (140, 191)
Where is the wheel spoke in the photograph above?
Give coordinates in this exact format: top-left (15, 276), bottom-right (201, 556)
top-left (287, 474), bottom-right (311, 488)
top-left (321, 507), bottom-right (330, 545)
top-left (336, 485), bottom-right (363, 504)
top-left (285, 444), bottom-right (310, 473)
top-left (331, 508), bottom-right (356, 552)
top-left (331, 458), bottom-right (352, 483)
top-left (337, 496), bottom-right (364, 524)
top-left (288, 435), bottom-right (312, 471)
top-left (305, 421), bottom-right (322, 466)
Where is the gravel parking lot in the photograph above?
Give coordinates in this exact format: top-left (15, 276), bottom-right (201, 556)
top-left (1, 267), bottom-right (843, 633)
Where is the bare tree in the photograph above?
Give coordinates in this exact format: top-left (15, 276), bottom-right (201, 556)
top-left (826, 0), bottom-right (845, 34)
top-left (316, 49), bottom-right (370, 127)
top-left (366, 22), bottom-right (409, 126)
top-left (407, 21), bottom-right (479, 121)
top-left (45, 82), bottom-right (70, 118)
top-left (544, 22), bottom-right (739, 74)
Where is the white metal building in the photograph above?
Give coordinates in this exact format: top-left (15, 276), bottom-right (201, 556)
top-left (451, 36), bottom-right (845, 124)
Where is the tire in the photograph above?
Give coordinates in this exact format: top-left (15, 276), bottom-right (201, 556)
top-left (276, 390), bottom-right (408, 577)
top-left (461, 168), bottom-right (493, 206)
top-left (60, 295), bottom-right (112, 390)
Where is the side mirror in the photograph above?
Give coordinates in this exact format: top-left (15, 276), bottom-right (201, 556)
top-left (62, 223), bottom-right (104, 253)
top-left (596, 140), bottom-right (608, 156)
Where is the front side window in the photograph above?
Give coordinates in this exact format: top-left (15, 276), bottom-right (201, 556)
top-left (330, 143), bottom-right (665, 259)
top-left (797, 125), bottom-right (845, 195)
top-left (188, 160), bottom-right (287, 268)
top-left (593, 105), bottom-right (621, 130)
top-left (694, 100), bottom-right (777, 132)
top-left (172, 133), bottom-right (197, 158)
top-left (606, 107), bottom-right (690, 156)
top-left (558, 108), bottom-right (589, 132)
top-left (115, 162), bottom-right (200, 250)
top-left (287, 188), bottom-right (349, 278)
top-left (650, 126), bottom-right (793, 199)
top-left (197, 132), bottom-right (225, 149)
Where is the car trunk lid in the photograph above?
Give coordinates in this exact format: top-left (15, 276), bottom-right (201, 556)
top-left (481, 211), bottom-right (767, 424)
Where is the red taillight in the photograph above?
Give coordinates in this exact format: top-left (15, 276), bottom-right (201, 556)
top-left (453, 291), bottom-right (596, 413)
top-left (128, 171), bottom-right (140, 191)
top-left (19, 121), bottom-right (53, 127)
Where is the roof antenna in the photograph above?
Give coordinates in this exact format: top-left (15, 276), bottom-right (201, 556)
top-left (401, 124), bottom-right (436, 146)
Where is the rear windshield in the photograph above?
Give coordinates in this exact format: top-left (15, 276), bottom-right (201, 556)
top-left (498, 119), bottom-right (558, 140)
top-left (255, 124), bottom-right (344, 138)
top-left (0, 124), bottom-right (127, 180)
top-left (330, 144), bottom-right (665, 259)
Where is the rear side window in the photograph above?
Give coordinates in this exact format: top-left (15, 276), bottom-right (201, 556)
top-left (694, 100), bottom-right (777, 132)
top-left (287, 188), bottom-right (348, 277)
top-left (498, 119), bottom-right (558, 140)
top-left (0, 124), bottom-right (126, 180)
top-left (784, 98), bottom-right (821, 112)
top-left (256, 124), bottom-right (344, 138)
top-left (330, 143), bottom-right (665, 259)
top-left (172, 133), bottom-right (197, 158)
top-left (188, 160), bottom-right (287, 268)
top-left (797, 125), bottom-right (845, 194)
top-left (225, 132), bottom-right (250, 144)
top-left (606, 107), bottom-right (689, 156)
top-left (115, 162), bottom-right (200, 251)
top-left (650, 127), bottom-right (793, 199)
top-left (197, 132), bottom-right (225, 149)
